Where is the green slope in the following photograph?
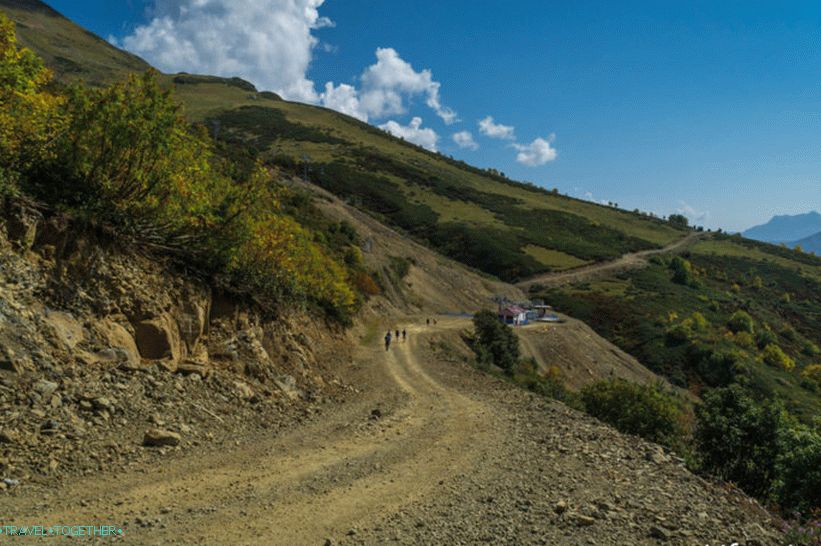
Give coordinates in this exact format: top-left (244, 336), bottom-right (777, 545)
top-left (0, 0), bottom-right (150, 85)
top-left (535, 234), bottom-right (821, 421)
top-left (1, 0), bottom-right (688, 282)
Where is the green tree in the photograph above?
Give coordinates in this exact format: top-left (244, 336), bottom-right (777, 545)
top-left (472, 309), bottom-right (520, 373)
top-left (695, 385), bottom-right (788, 498)
top-left (668, 213), bottom-right (689, 229)
top-left (777, 426), bottom-right (821, 514)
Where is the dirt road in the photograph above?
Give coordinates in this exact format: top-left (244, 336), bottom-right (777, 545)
top-left (1, 317), bottom-right (781, 545)
top-left (517, 232), bottom-right (705, 291)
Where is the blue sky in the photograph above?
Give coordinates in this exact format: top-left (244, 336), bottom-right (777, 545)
top-left (45, 0), bottom-right (821, 231)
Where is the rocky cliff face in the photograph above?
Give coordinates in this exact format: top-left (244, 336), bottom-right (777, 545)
top-left (0, 199), bottom-right (351, 482)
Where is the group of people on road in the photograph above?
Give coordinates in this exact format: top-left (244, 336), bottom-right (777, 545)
top-left (384, 318), bottom-right (439, 350)
top-left (384, 328), bottom-right (406, 350)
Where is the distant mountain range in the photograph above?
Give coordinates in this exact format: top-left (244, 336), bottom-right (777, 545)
top-left (743, 211), bottom-right (821, 253)
top-left (789, 231), bottom-right (821, 254)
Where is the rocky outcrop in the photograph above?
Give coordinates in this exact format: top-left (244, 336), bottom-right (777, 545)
top-left (134, 314), bottom-right (184, 362)
top-left (0, 199), bottom-right (350, 481)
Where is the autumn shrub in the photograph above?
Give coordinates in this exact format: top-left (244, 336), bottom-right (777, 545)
top-left (229, 211), bottom-right (355, 312)
top-left (762, 343), bottom-right (795, 371)
top-left (0, 13), bottom-right (65, 193)
top-left (666, 312), bottom-right (709, 345)
top-left (802, 365), bottom-right (821, 387)
top-left (0, 17), bottom-right (358, 318)
top-left (669, 256), bottom-right (698, 287)
top-left (351, 270), bottom-right (381, 297)
top-left (30, 70), bottom-right (231, 241)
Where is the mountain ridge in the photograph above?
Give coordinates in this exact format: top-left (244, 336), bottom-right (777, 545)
top-left (790, 230), bottom-right (821, 254)
top-left (743, 210), bottom-right (821, 244)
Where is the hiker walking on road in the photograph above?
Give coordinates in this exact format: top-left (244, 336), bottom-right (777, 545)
top-left (426, 318), bottom-right (430, 326)
top-left (402, 329), bottom-right (407, 341)
top-left (385, 331), bottom-right (392, 351)
top-left (395, 329), bottom-right (400, 341)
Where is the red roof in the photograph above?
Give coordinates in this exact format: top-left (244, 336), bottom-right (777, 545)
top-left (499, 305), bottom-right (525, 317)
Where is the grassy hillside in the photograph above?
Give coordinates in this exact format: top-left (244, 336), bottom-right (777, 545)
top-left (1, 0), bottom-right (688, 282)
top-left (176, 84), bottom-right (688, 281)
top-left (535, 234), bottom-right (821, 421)
top-left (0, 0), bottom-right (150, 85)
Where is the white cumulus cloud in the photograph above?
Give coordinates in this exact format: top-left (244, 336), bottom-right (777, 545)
top-left (478, 116), bottom-right (515, 140)
top-left (379, 117), bottom-right (439, 151)
top-left (118, 0), bottom-right (328, 102)
top-left (120, 3), bottom-right (458, 127)
top-left (320, 81), bottom-right (366, 121)
top-left (321, 48), bottom-right (456, 124)
top-left (452, 130), bottom-right (478, 150)
top-left (676, 201), bottom-right (710, 224)
top-left (513, 136), bottom-right (558, 166)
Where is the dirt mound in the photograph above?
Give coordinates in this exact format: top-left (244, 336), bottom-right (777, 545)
top-left (516, 316), bottom-right (667, 390)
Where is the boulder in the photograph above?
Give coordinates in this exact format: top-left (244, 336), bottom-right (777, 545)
top-left (142, 428), bottom-right (181, 447)
top-left (43, 310), bottom-right (84, 350)
top-left (93, 319), bottom-right (140, 366)
top-left (134, 315), bottom-right (183, 362)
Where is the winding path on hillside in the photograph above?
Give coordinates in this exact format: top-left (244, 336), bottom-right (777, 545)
top-left (516, 231), bottom-right (707, 291)
top-left (1, 315), bottom-right (781, 545)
